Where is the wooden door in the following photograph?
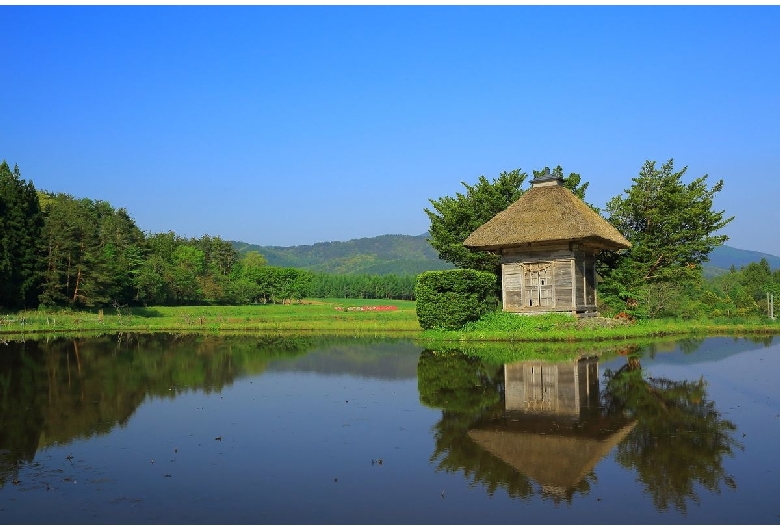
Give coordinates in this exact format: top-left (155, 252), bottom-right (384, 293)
top-left (524, 263), bottom-right (553, 308)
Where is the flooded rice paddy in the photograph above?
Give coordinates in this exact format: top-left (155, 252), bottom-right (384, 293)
top-left (1, 333), bottom-right (779, 524)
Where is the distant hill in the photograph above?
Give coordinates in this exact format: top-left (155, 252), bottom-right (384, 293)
top-left (230, 234), bottom-right (779, 278)
top-left (705, 245), bottom-right (780, 277)
top-left (230, 234), bottom-right (453, 276)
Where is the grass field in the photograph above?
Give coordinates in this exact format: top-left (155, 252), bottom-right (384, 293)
top-left (1, 299), bottom-right (778, 343)
top-left (0, 299), bottom-right (422, 338)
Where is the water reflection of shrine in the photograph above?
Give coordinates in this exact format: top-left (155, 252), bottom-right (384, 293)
top-left (468, 357), bottom-right (636, 496)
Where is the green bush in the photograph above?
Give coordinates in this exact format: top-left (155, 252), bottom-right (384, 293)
top-left (415, 269), bottom-right (498, 330)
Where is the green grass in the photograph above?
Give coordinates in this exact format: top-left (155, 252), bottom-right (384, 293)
top-left (0, 299), bottom-right (422, 339)
top-left (1, 302), bottom-right (778, 344)
top-left (422, 310), bottom-right (780, 342)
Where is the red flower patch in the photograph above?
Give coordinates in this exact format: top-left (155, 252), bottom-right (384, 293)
top-left (334, 305), bottom-right (397, 312)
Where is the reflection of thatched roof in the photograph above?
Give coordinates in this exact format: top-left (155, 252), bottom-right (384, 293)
top-left (468, 419), bottom-right (636, 489)
top-left (463, 181), bottom-right (631, 251)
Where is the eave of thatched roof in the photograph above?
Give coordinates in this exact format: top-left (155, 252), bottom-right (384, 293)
top-left (463, 184), bottom-right (631, 251)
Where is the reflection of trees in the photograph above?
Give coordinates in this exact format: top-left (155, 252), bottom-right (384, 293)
top-left (418, 349), bottom-right (503, 413)
top-left (0, 333), bottom-right (322, 488)
top-left (675, 338), bottom-right (706, 354)
top-left (468, 357), bottom-right (636, 505)
top-left (433, 410), bottom-right (536, 499)
top-left (0, 345), bottom-right (46, 488)
top-left (1, 334), bottom-right (422, 489)
top-left (746, 335), bottom-right (774, 347)
top-left (418, 349), bottom-right (536, 499)
top-left (419, 350), bottom-right (630, 503)
top-left (419, 345), bottom-right (742, 511)
top-left (602, 356), bottom-right (741, 513)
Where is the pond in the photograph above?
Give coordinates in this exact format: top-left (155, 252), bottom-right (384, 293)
top-left (1, 333), bottom-right (778, 524)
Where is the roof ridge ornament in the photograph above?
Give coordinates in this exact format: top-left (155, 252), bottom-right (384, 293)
top-left (530, 167), bottom-right (563, 188)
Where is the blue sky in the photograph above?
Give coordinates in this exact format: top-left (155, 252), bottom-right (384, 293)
top-left (2, 6), bottom-right (779, 256)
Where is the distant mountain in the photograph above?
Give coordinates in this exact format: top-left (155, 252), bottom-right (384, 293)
top-left (230, 234), bottom-right (453, 276)
top-left (230, 235), bottom-right (779, 278)
top-left (704, 245), bottom-right (780, 277)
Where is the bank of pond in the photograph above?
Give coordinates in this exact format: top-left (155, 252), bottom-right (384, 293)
top-left (1, 300), bottom-right (778, 343)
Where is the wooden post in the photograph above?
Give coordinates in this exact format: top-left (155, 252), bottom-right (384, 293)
top-left (501, 263), bottom-right (507, 312)
top-left (570, 258), bottom-right (576, 311)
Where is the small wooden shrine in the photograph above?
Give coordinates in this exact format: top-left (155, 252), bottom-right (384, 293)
top-left (463, 170), bottom-right (630, 316)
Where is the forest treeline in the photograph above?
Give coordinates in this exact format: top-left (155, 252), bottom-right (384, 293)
top-left (0, 161), bottom-right (416, 310)
top-left (1, 159), bottom-right (778, 316)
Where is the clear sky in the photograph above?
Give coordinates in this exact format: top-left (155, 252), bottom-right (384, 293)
top-left (2, 6), bottom-right (779, 256)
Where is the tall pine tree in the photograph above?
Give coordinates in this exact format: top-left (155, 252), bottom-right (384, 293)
top-left (0, 161), bottom-right (44, 309)
top-left (598, 159), bottom-right (733, 317)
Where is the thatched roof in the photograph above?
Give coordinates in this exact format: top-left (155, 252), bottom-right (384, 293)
top-left (463, 178), bottom-right (631, 251)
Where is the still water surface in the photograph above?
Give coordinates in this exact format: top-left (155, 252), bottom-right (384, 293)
top-left (1, 333), bottom-right (778, 524)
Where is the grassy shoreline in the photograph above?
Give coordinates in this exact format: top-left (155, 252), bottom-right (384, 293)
top-left (1, 299), bottom-right (778, 343)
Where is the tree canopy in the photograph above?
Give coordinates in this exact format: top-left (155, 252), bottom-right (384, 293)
top-left (598, 159), bottom-right (734, 316)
